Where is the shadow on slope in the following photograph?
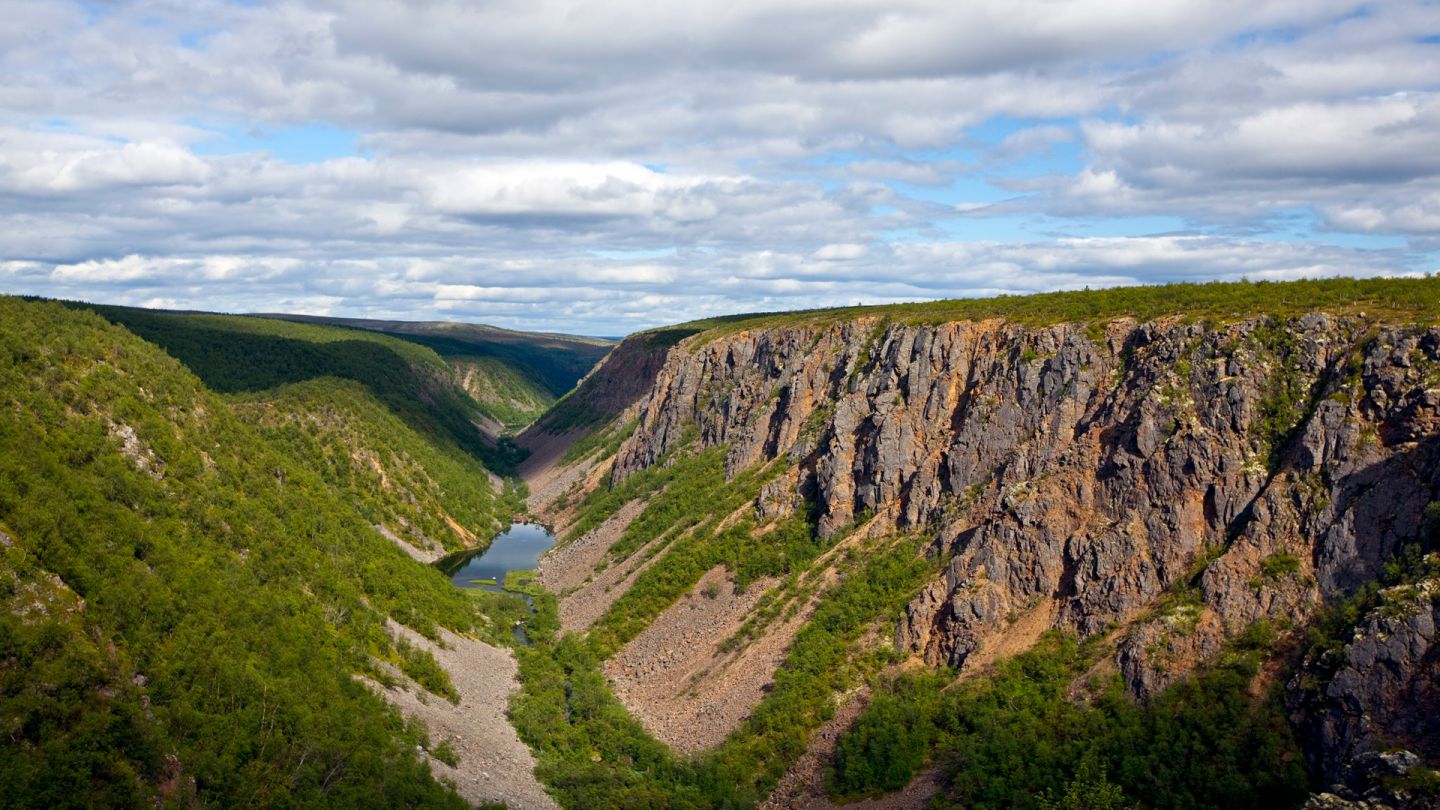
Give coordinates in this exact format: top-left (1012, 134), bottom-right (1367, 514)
top-left (70, 303), bottom-right (526, 474)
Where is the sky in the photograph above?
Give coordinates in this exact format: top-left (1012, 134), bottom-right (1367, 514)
top-left (1, 0), bottom-right (1438, 336)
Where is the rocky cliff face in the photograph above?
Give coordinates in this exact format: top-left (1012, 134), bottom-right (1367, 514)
top-left (1291, 571), bottom-right (1440, 793)
top-left (602, 313), bottom-right (1439, 761)
top-left (531, 331), bottom-right (676, 434)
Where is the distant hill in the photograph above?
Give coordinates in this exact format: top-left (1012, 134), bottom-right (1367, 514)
top-left (54, 305), bottom-right (612, 475)
top-left (258, 314), bottom-right (615, 432)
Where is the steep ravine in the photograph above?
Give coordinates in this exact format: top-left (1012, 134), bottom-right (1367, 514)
top-left (523, 306), bottom-right (1440, 804)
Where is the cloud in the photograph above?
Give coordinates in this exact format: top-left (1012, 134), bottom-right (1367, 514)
top-left (3, 234), bottom-right (1421, 337)
top-left (1322, 191), bottom-right (1440, 236)
top-left (0, 0), bottom-right (1436, 333)
top-left (1085, 95), bottom-right (1440, 185)
top-left (0, 131), bottom-right (210, 194)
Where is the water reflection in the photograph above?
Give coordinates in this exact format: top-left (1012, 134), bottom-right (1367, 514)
top-left (435, 522), bottom-right (554, 587)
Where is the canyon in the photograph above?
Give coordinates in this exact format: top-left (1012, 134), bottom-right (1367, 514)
top-left (4, 280), bottom-right (1438, 808)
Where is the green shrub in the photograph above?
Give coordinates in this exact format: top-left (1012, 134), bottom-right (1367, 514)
top-left (833, 632), bottom-right (1309, 810)
top-left (395, 638), bottom-right (461, 704)
top-left (432, 738), bottom-right (460, 767)
top-left (831, 671), bottom-right (950, 795)
top-left (1259, 552), bottom-right (1302, 581)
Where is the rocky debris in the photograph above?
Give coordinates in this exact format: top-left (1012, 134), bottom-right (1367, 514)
top-left (109, 421), bottom-right (164, 479)
top-left (1302, 751), bottom-right (1439, 810)
top-left (374, 523), bottom-right (444, 563)
top-left (370, 619), bottom-right (558, 810)
top-left (536, 498), bottom-right (646, 597)
top-left (1290, 573), bottom-right (1440, 787)
top-left (757, 467), bottom-right (802, 521)
top-left (554, 532), bottom-right (667, 634)
top-left (604, 566), bottom-right (786, 754)
top-left (596, 515), bottom-right (878, 758)
top-left (517, 427), bottom-right (601, 513)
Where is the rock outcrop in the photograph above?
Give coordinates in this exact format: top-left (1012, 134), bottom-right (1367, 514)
top-left (1291, 571), bottom-right (1440, 794)
top-left (1301, 750), bottom-right (1439, 810)
top-left (613, 317), bottom-right (1436, 659)
top-left (588, 311), bottom-right (1440, 782)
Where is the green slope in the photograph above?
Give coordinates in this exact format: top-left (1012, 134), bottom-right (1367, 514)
top-left (69, 303), bottom-right (531, 471)
top-left (447, 354), bottom-right (558, 432)
top-left (1, 522), bottom-right (166, 806)
top-left (236, 377), bottom-right (512, 554)
top-left (0, 298), bottom-right (497, 806)
top-left (672, 275), bottom-right (1440, 341)
top-left (260, 314), bottom-right (615, 432)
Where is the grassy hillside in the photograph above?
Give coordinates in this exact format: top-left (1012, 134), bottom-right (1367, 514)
top-left (263, 314), bottom-right (615, 432)
top-left (235, 378), bottom-right (513, 556)
top-left (0, 297), bottom-right (500, 806)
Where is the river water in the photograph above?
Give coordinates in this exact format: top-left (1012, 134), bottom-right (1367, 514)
top-left (435, 521), bottom-right (555, 588)
top-left (434, 522), bottom-right (554, 645)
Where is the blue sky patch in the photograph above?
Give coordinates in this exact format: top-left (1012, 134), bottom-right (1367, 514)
top-left (192, 123), bottom-right (362, 164)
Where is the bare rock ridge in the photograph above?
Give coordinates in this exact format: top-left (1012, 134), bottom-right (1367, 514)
top-left (567, 311), bottom-right (1440, 785)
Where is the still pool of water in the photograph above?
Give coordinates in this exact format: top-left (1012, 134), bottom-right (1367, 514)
top-left (435, 522), bottom-right (555, 588)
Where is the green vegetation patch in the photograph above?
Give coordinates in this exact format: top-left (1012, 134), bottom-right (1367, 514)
top-left (431, 738), bottom-right (460, 767)
top-left (1259, 551), bottom-right (1303, 581)
top-left (393, 637), bottom-right (461, 704)
top-left (832, 632), bottom-right (1310, 809)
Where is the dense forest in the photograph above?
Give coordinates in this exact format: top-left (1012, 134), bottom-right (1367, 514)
top-left (0, 298), bottom-right (518, 805)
